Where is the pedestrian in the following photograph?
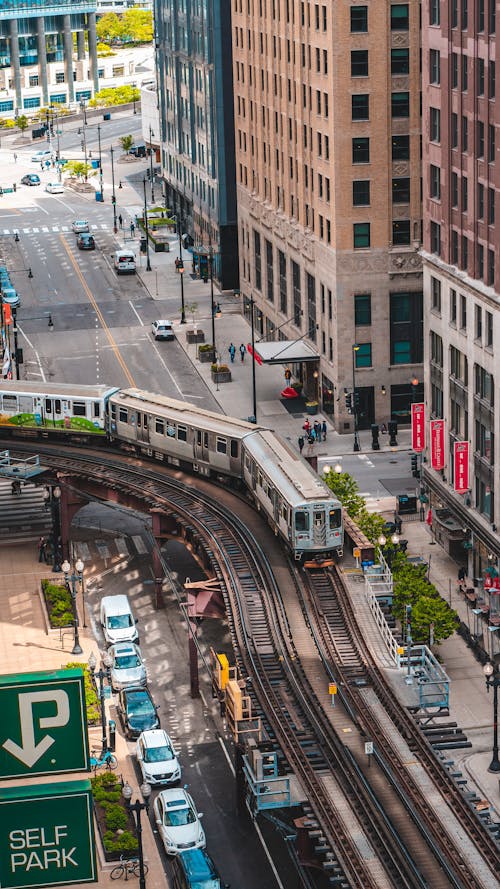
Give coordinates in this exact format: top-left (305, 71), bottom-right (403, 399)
top-left (239, 343), bottom-right (246, 362)
top-left (321, 420), bottom-right (327, 441)
top-left (298, 434), bottom-right (305, 454)
top-left (40, 162), bottom-right (44, 171)
top-left (313, 420), bottom-right (321, 440)
top-left (228, 343), bottom-right (236, 363)
top-left (307, 433), bottom-right (315, 454)
top-left (130, 221), bottom-right (135, 237)
top-left (458, 565), bottom-right (466, 592)
top-left (119, 180), bottom-right (123, 189)
top-left (303, 419), bottom-right (311, 434)
top-left (118, 214), bottom-right (123, 228)
top-left (394, 513), bottom-right (402, 534)
top-left (38, 536), bottom-right (45, 563)
top-left (13, 152), bottom-right (17, 163)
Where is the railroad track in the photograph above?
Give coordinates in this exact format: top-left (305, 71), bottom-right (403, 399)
top-left (9, 444), bottom-right (500, 888)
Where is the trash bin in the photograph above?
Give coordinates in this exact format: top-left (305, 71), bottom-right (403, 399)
top-left (140, 237), bottom-right (147, 254)
top-left (91, 159), bottom-right (100, 169)
top-left (397, 494), bottom-right (417, 515)
top-left (95, 191), bottom-right (102, 202)
top-left (103, 112), bottom-right (111, 121)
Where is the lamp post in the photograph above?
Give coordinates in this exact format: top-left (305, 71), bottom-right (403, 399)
top-left (483, 661), bottom-right (500, 772)
top-left (110, 145), bottom-right (117, 233)
top-left (149, 127), bottom-right (155, 203)
top-left (80, 101), bottom-right (88, 182)
top-left (97, 124), bottom-right (103, 201)
top-left (43, 485), bottom-right (62, 571)
top-left (179, 265), bottom-right (186, 324)
top-left (11, 305), bottom-right (19, 380)
top-left (132, 82), bottom-right (137, 115)
top-left (62, 559), bottom-right (84, 656)
top-left (352, 344), bottom-right (361, 453)
top-left (249, 295), bottom-right (257, 423)
top-left (142, 178), bottom-right (152, 272)
top-left (405, 604), bottom-right (413, 684)
top-left (88, 651), bottom-right (112, 755)
top-left (122, 782), bottom-right (151, 889)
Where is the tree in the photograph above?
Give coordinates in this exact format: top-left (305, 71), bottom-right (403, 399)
top-left (323, 469), bottom-right (365, 518)
top-left (89, 86), bottom-right (139, 108)
top-left (16, 115), bottom-right (29, 134)
top-left (96, 13), bottom-right (123, 43)
top-left (62, 160), bottom-right (93, 180)
top-left (356, 508), bottom-right (387, 545)
top-left (122, 9), bottom-right (153, 43)
top-left (119, 134), bottom-right (134, 154)
top-left (410, 595), bottom-right (458, 645)
top-left (392, 559), bottom-right (458, 645)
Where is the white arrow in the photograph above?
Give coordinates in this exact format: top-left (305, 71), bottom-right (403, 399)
top-left (3, 689), bottom-right (70, 768)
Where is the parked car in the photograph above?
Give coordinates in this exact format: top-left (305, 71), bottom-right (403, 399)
top-left (31, 149), bottom-right (52, 163)
top-left (45, 182), bottom-right (64, 194)
top-left (1, 286), bottom-right (20, 308)
top-left (171, 849), bottom-right (228, 889)
top-left (151, 320), bottom-right (175, 341)
top-left (129, 143), bottom-right (147, 158)
top-left (77, 233), bottom-right (95, 250)
top-left (108, 642), bottom-right (146, 692)
top-left (72, 219), bottom-right (89, 233)
top-left (117, 686), bottom-right (160, 739)
top-left (21, 174), bottom-right (41, 186)
top-left (153, 788), bottom-right (205, 855)
top-left (136, 729), bottom-right (181, 785)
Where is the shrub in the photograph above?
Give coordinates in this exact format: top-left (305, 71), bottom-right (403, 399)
top-left (199, 343), bottom-right (215, 353)
top-left (211, 364), bottom-right (230, 373)
top-left (42, 579), bottom-right (73, 628)
top-left (62, 662), bottom-right (100, 724)
top-left (92, 774), bottom-right (138, 855)
top-left (105, 804), bottom-right (128, 831)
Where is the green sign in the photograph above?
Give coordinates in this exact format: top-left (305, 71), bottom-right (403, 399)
top-left (0, 670), bottom-right (89, 779)
top-left (0, 780), bottom-right (97, 887)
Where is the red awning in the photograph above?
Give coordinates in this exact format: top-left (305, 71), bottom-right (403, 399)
top-left (247, 344), bottom-right (263, 365)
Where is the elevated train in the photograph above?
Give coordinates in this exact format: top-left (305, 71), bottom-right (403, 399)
top-left (0, 382), bottom-right (343, 562)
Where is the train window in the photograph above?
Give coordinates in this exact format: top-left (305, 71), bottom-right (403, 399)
top-left (231, 440), bottom-right (239, 458)
top-left (329, 508), bottom-right (342, 529)
top-left (166, 421), bottom-right (176, 437)
top-left (2, 395), bottom-right (17, 410)
top-left (295, 511), bottom-right (309, 531)
top-left (93, 402), bottom-right (100, 418)
top-left (137, 414), bottom-right (141, 428)
top-left (245, 455), bottom-right (252, 471)
top-left (216, 437), bottom-right (227, 454)
top-left (119, 408), bottom-right (128, 423)
top-left (178, 425), bottom-right (187, 441)
top-left (197, 430), bottom-right (202, 446)
top-left (111, 404), bottom-right (116, 420)
top-left (45, 399), bottom-right (52, 413)
top-left (55, 400), bottom-right (61, 413)
top-left (203, 432), bottom-right (208, 448)
top-left (144, 415), bottom-right (148, 429)
top-left (258, 472), bottom-right (263, 487)
top-left (73, 401), bottom-right (86, 417)
top-left (282, 504), bottom-right (287, 520)
top-left (156, 418), bottom-right (164, 434)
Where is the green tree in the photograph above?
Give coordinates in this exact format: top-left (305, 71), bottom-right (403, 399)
top-left (323, 469), bottom-right (365, 518)
top-left (122, 9), bottom-right (153, 43)
top-left (119, 134), bottom-right (134, 154)
top-left (62, 160), bottom-right (93, 180)
top-left (96, 13), bottom-right (123, 43)
top-left (356, 508), bottom-right (387, 545)
top-left (89, 85), bottom-right (139, 108)
top-left (16, 114), bottom-right (29, 134)
top-left (411, 595), bottom-right (458, 645)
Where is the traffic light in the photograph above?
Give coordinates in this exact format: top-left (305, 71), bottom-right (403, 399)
top-left (411, 454), bottom-right (419, 477)
top-left (345, 392), bottom-right (352, 413)
top-left (353, 391), bottom-right (360, 408)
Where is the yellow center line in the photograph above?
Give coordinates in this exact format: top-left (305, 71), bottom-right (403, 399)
top-left (60, 234), bottom-right (136, 387)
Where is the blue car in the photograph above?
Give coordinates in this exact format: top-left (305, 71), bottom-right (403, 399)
top-left (117, 686), bottom-right (160, 739)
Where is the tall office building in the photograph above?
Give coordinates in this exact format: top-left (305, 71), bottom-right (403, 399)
top-left (155, 0), bottom-right (238, 290)
top-left (233, 0), bottom-right (423, 430)
top-left (422, 0), bottom-right (500, 595)
top-left (0, 0), bottom-right (99, 114)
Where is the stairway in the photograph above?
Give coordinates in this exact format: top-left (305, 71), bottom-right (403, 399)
top-left (0, 479), bottom-right (52, 543)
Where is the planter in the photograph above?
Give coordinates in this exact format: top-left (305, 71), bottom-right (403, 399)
top-left (199, 347), bottom-right (215, 363)
top-left (40, 578), bottom-right (74, 633)
top-left (211, 370), bottom-right (232, 383)
top-left (91, 773), bottom-right (138, 862)
top-left (187, 330), bottom-right (205, 344)
top-left (305, 402), bottom-right (319, 415)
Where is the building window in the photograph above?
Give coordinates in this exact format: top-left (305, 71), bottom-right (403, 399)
top-left (450, 288), bottom-right (457, 324)
top-left (462, 176), bottom-right (468, 211)
top-left (451, 172), bottom-right (458, 207)
top-left (390, 291), bottom-right (423, 364)
top-left (488, 187), bottom-right (495, 224)
top-left (392, 92), bottom-right (410, 117)
top-left (486, 310), bottom-right (493, 347)
top-left (478, 0), bottom-right (485, 29)
top-left (462, 55), bottom-right (468, 90)
top-left (451, 112), bottom-right (458, 147)
top-left (460, 293), bottom-right (467, 328)
top-left (430, 0), bottom-right (440, 25)
top-left (478, 182), bottom-right (484, 218)
top-left (462, 235), bottom-right (468, 269)
top-left (392, 220), bottom-right (410, 244)
top-left (353, 180), bottom-right (370, 205)
top-left (307, 273), bottom-right (316, 342)
top-left (391, 48), bottom-right (409, 75)
top-left (279, 250), bottom-right (287, 314)
top-left (462, 115), bottom-right (468, 151)
top-left (475, 304), bottom-right (483, 340)
top-left (489, 0), bottom-right (496, 32)
top-left (351, 6), bottom-right (368, 31)
top-left (490, 60), bottom-right (496, 97)
top-left (451, 229), bottom-right (459, 263)
top-left (452, 52), bottom-right (458, 88)
top-left (254, 231), bottom-right (262, 291)
top-left (430, 221), bottom-right (441, 255)
top-left (55, 71), bottom-right (65, 84)
top-left (351, 50), bottom-right (368, 77)
top-left (292, 260), bottom-right (301, 326)
top-left (0, 100), bottom-right (14, 112)
top-left (431, 276), bottom-right (441, 312)
top-left (23, 96), bottom-right (40, 109)
top-left (352, 137), bottom-right (370, 163)
top-left (430, 49), bottom-right (441, 84)
top-left (430, 107), bottom-right (441, 142)
top-left (488, 124), bottom-right (495, 162)
top-left (474, 364), bottom-right (494, 403)
top-left (266, 240), bottom-right (274, 303)
top-left (50, 93), bottom-right (66, 105)
top-left (392, 134), bottom-right (410, 160)
top-left (353, 222), bottom-right (370, 248)
top-left (462, 0), bottom-right (468, 28)
top-left (430, 165), bottom-right (441, 200)
top-left (477, 121), bottom-right (485, 157)
top-left (430, 331), bottom-right (443, 366)
top-left (478, 243), bottom-right (484, 279)
top-left (391, 4), bottom-right (409, 29)
top-left (352, 94), bottom-right (369, 120)
top-left (355, 343), bottom-right (372, 367)
top-left (354, 294), bottom-right (371, 326)
top-left (488, 248), bottom-right (495, 285)
top-left (29, 74), bottom-right (39, 87)
top-left (392, 177), bottom-right (410, 202)
top-left (478, 57), bottom-right (485, 94)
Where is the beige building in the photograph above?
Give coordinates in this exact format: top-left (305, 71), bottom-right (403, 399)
top-left (233, 0), bottom-right (422, 432)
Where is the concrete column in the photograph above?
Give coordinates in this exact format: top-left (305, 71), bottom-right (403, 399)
top-left (62, 14), bottom-right (74, 103)
top-left (9, 19), bottom-right (22, 112)
top-left (76, 30), bottom-right (85, 61)
top-left (36, 17), bottom-right (49, 106)
top-left (87, 12), bottom-right (99, 95)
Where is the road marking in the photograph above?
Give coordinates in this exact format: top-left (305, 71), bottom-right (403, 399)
top-left (129, 300), bottom-right (144, 326)
top-left (60, 234), bottom-right (135, 386)
top-left (150, 339), bottom-right (183, 397)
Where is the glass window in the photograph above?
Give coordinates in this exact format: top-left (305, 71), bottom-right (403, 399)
top-left (353, 222), bottom-right (370, 248)
top-left (119, 408), bottom-right (128, 423)
top-left (462, 55), bottom-right (468, 90)
top-left (155, 418), bottom-right (164, 435)
top-left (392, 220), bottom-right (410, 244)
top-left (350, 6), bottom-right (368, 31)
top-left (177, 425), bottom-right (187, 441)
top-left (488, 123), bottom-right (495, 162)
top-left (430, 0), bottom-right (440, 25)
top-left (23, 96), bottom-right (40, 109)
top-left (430, 221), bottom-right (441, 254)
top-left (73, 402), bottom-right (86, 417)
top-left (392, 134), bottom-right (410, 160)
top-left (353, 180), bottom-right (370, 205)
top-left (0, 100), bottom-right (13, 112)
top-left (477, 121), bottom-right (485, 157)
top-left (391, 4), bottom-right (409, 29)
top-left (295, 511), bottom-right (309, 531)
top-left (431, 276), bottom-right (441, 312)
top-left (393, 341), bottom-right (411, 363)
top-left (351, 50), bottom-right (368, 78)
top-left (216, 437), bottom-right (227, 454)
top-left (49, 93), bottom-right (66, 105)
top-left (355, 343), bottom-right (372, 367)
top-left (392, 177), bottom-right (410, 202)
top-left (352, 94), bottom-right (369, 120)
top-left (430, 49), bottom-right (440, 84)
top-left (352, 137), bottom-right (370, 163)
top-left (391, 48), bottom-right (409, 75)
top-left (390, 291), bottom-right (423, 364)
top-left (355, 294), bottom-right (371, 325)
top-left (392, 92), bottom-right (409, 118)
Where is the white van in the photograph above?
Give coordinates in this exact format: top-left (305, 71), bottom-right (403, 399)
top-left (114, 249), bottom-right (136, 275)
top-left (100, 594), bottom-right (139, 646)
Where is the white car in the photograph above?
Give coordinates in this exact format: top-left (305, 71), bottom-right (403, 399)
top-left (32, 149), bottom-right (52, 163)
top-left (72, 219), bottom-right (90, 233)
top-left (108, 642), bottom-right (146, 692)
top-left (151, 320), bottom-right (175, 341)
top-left (136, 729), bottom-right (181, 785)
top-left (45, 182), bottom-right (64, 194)
top-left (153, 788), bottom-right (205, 855)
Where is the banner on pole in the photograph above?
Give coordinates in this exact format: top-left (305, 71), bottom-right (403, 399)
top-left (430, 419), bottom-right (445, 470)
top-left (411, 403), bottom-right (425, 452)
top-left (454, 441), bottom-right (469, 494)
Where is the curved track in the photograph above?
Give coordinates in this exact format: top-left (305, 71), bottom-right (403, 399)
top-left (9, 443), bottom-right (500, 888)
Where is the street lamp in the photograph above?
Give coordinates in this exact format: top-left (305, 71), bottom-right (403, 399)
top-left (110, 145), bottom-right (117, 233)
top-left (248, 295), bottom-right (257, 423)
top-left (179, 264), bottom-right (186, 324)
top-left (142, 178), bottom-right (152, 272)
top-left (149, 127), bottom-right (155, 203)
top-left (43, 485), bottom-right (62, 571)
top-left (483, 661), bottom-right (500, 772)
top-left (132, 82), bottom-right (137, 115)
top-left (62, 558), bottom-right (84, 656)
top-left (352, 344), bottom-right (360, 453)
top-left (122, 782), bottom-right (151, 889)
top-left (88, 651), bottom-right (112, 755)
top-left (97, 124), bottom-right (103, 201)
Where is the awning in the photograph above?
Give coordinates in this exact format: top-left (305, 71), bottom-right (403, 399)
top-left (247, 340), bottom-right (319, 364)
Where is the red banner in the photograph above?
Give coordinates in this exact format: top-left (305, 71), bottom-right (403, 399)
top-left (454, 441), bottom-right (469, 494)
top-left (430, 419), bottom-right (445, 470)
top-left (411, 403), bottom-right (425, 452)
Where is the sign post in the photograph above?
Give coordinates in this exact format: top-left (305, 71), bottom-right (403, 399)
top-left (328, 682), bottom-right (337, 707)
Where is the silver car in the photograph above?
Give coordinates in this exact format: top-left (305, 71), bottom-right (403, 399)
top-left (108, 642), bottom-right (146, 692)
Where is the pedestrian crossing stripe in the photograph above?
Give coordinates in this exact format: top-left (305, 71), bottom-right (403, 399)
top-left (2, 224), bottom-right (111, 235)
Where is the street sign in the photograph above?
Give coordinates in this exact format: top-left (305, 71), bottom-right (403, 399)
top-left (0, 669), bottom-right (89, 779)
top-left (0, 780), bottom-right (97, 888)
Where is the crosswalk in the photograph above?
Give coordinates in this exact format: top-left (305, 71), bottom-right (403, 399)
top-left (2, 223), bottom-right (112, 235)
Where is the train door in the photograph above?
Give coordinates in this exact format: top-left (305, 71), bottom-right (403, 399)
top-left (194, 429), bottom-right (209, 462)
top-left (136, 412), bottom-right (150, 443)
top-left (312, 509), bottom-right (327, 546)
top-left (45, 396), bottom-right (63, 426)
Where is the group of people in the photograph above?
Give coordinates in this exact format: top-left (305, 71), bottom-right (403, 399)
top-left (228, 343), bottom-right (246, 363)
top-left (298, 418), bottom-right (328, 453)
top-left (38, 535), bottom-right (63, 569)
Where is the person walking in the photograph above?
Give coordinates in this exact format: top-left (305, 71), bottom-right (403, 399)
top-left (38, 536), bottom-right (45, 563)
top-left (228, 343), bottom-right (236, 363)
top-left (118, 214), bottom-right (123, 228)
top-left (239, 343), bottom-right (246, 362)
top-left (303, 419), bottom-right (311, 434)
top-left (298, 434), bottom-right (305, 454)
top-left (13, 153), bottom-right (17, 163)
top-left (130, 221), bottom-right (135, 237)
top-left (321, 420), bottom-right (327, 441)
top-left (313, 420), bottom-right (321, 440)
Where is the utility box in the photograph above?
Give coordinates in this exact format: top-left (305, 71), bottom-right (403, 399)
top-left (397, 494), bottom-right (417, 514)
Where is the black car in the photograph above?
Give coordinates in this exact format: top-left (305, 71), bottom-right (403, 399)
top-left (77, 233), bottom-right (95, 250)
top-left (117, 686), bottom-right (160, 739)
top-left (21, 174), bottom-right (40, 186)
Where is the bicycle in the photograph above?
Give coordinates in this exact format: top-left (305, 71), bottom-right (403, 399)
top-left (110, 856), bottom-right (149, 881)
top-left (89, 748), bottom-right (118, 771)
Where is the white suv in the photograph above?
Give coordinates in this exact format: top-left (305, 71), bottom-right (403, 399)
top-left (136, 729), bottom-right (181, 785)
